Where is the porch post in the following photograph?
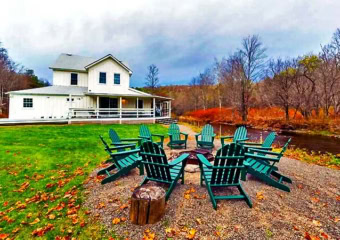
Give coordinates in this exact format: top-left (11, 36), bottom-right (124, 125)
top-left (136, 97), bottom-right (139, 118)
top-left (169, 100), bottom-right (171, 118)
top-left (69, 94), bottom-right (72, 119)
top-left (96, 96), bottom-right (99, 119)
top-left (119, 97), bottom-right (122, 120)
top-left (153, 98), bottom-right (155, 118)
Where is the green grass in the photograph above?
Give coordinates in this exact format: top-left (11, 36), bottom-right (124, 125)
top-left (0, 124), bottom-right (168, 239)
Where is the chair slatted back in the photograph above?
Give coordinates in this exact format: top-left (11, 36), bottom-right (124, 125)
top-left (139, 124), bottom-right (152, 140)
top-left (201, 124), bottom-right (215, 142)
top-left (211, 143), bottom-right (245, 185)
top-left (233, 126), bottom-right (247, 143)
top-left (168, 123), bottom-right (181, 141)
top-left (262, 132), bottom-right (276, 148)
top-left (278, 138), bottom-right (291, 158)
top-left (99, 135), bottom-right (111, 154)
top-left (109, 129), bottom-right (121, 143)
top-left (140, 141), bottom-right (172, 182)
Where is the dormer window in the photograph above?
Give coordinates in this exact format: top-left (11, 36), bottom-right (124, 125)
top-left (114, 73), bottom-right (120, 84)
top-left (99, 72), bottom-right (106, 84)
top-left (71, 73), bottom-right (78, 85)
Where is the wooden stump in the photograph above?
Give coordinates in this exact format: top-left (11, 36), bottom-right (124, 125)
top-left (130, 185), bottom-right (166, 225)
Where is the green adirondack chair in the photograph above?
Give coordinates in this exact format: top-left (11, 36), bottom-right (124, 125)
top-left (139, 124), bottom-right (165, 148)
top-left (220, 126), bottom-right (249, 147)
top-left (197, 143), bottom-right (252, 209)
top-left (195, 124), bottom-right (216, 149)
top-left (99, 135), bottom-right (136, 162)
top-left (109, 128), bottom-right (142, 147)
top-left (167, 123), bottom-right (188, 149)
top-left (97, 147), bottom-right (143, 184)
top-left (240, 132), bottom-right (276, 151)
top-left (139, 141), bottom-right (189, 201)
top-left (244, 138), bottom-right (292, 192)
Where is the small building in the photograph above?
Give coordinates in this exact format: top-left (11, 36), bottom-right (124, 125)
top-left (7, 54), bottom-right (171, 123)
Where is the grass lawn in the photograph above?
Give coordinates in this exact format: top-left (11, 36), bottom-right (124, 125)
top-left (0, 124), bottom-right (168, 239)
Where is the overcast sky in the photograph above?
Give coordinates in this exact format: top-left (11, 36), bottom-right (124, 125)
top-left (1, 0), bottom-right (340, 86)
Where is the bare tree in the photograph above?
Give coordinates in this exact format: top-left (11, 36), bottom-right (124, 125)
top-left (145, 64), bottom-right (160, 92)
top-left (238, 35), bottom-right (267, 121)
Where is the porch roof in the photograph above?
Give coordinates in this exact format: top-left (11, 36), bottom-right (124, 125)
top-left (87, 88), bottom-right (172, 100)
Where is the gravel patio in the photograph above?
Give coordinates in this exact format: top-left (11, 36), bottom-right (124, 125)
top-left (84, 125), bottom-right (340, 239)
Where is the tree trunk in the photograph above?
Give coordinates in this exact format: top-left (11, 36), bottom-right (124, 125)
top-left (130, 185), bottom-right (166, 225)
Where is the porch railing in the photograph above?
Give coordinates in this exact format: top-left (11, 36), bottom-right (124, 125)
top-left (68, 108), bottom-right (169, 119)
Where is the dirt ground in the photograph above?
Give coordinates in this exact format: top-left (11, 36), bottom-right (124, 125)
top-left (84, 125), bottom-right (340, 240)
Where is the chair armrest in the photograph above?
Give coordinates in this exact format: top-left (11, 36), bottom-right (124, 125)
top-left (236, 138), bottom-right (249, 142)
top-left (110, 148), bottom-right (140, 158)
top-left (195, 133), bottom-right (201, 137)
top-left (110, 142), bottom-right (133, 146)
top-left (245, 153), bottom-right (280, 162)
top-left (152, 134), bottom-right (164, 137)
top-left (169, 153), bottom-right (189, 166)
top-left (240, 142), bottom-right (262, 146)
top-left (108, 144), bottom-right (136, 151)
top-left (180, 132), bottom-right (188, 136)
top-left (220, 135), bottom-right (233, 140)
top-left (197, 154), bottom-right (213, 168)
top-left (120, 138), bottom-right (142, 142)
top-left (138, 135), bottom-right (150, 139)
top-left (248, 148), bottom-right (281, 156)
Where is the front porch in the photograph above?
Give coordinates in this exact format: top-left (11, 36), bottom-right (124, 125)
top-left (67, 95), bottom-right (171, 121)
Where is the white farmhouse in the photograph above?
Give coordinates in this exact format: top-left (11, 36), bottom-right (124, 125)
top-left (7, 54), bottom-right (171, 123)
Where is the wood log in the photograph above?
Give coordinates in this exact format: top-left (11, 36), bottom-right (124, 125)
top-left (130, 185), bottom-right (166, 225)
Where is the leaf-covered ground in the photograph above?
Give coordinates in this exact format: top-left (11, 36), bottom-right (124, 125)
top-left (0, 124), bottom-right (168, 239)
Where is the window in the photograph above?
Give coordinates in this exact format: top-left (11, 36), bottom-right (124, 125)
top-left (99, 72), bottom-right (106, 84)
top-left (114, 73), bottom-right (120, 84)
top-left (137, 99), bottom-right (143, 109)
top-left (23, 98), bottom-right (33, 108)
top-left (71, 73), bottom-right (78, 85)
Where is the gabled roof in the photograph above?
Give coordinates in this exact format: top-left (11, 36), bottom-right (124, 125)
top-left (7, 86), bottom-right (88, 96)
top-left (49, 54), bottom-right (96, 72)
top-left (49, 53), bottom-right (132, 74)
top-left (84, 54), bottom-right (132, 74)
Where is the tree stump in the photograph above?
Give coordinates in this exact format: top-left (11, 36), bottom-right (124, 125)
top-left (130, 185), bottom-right (166, 225)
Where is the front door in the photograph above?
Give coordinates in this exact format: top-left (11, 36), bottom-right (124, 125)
top-left (99, 97), bottom-right (118, 117)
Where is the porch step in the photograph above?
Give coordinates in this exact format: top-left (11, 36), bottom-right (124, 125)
top-left (156, 118), bottom-right (178, 125)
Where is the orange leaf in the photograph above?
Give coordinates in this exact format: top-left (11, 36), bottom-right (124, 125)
top-left (120, 204), bottom-right (129, 210)
top-left (311, 197), bottom-right (320, 203)
top-left (29, 218), bottom-right (40, 225)
top-left (184, 194), bottom-right (190, 199)
top-left (321, 232), bottom-right (329, 239)
top-left (304, 232), bottom-right (320, 240)
top-left (48, 214), bottom-right (56, 220)
top-left (293, 226), bottom-right (299, 231)
top-left (256, 192), bottom-right (265, 200)
top-left (46, 183), bottom-right (55, 189)
top-left (3, 201), bottom-right (8, 207)
top-left (0, 234), bottom-right (9, 240)
top-left (112, 218), bottom-right (121, 225)
top-left (186, 228), bottom-right (196, 239)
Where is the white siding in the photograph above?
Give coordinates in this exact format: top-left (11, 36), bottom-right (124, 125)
top-left (87, 58), bottom-right (130, 94)
top-left (53, 71), bottom-right (88, 87)
top-left (8, 95), bottom-right (96, 119)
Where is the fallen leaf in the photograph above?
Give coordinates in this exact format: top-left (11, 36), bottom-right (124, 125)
top-left (297, 184), bottom-right (303, 189)
top-left (256, 192), bottom-right (265, 201)
top-left (12, 227), bottom-right (20, 233)
top-left (46, 183), bottom-right (55, 189)
top-left (120, 204), bottom-right (129, 210)
top-left (31, 223), bottom-right (54, 237)
top-left (196, 218), bottom-right (202, 225)
top-left (186, 228), bottom-right (197, 239)
top-left (3, 201), bottom-right (8, 207)
top-left (293, 226), bottom-right (299, 231)
top-left (121, 217), bottom-right (127, 222)
top-left (29, 218), bottom-right (40, 225)
top-left (321, 232), bottom-right (329, 239)
top-left (112, 218), bottom-right (121, 225)
top-left (304, 232), bottom-right (320, 240)
top-left (13, 182), bottom-right (30, 192)
top-left (0, 234), bottom-right (9, 240)
top-left (311, 197), bottom-right (320, 203)
top-left (312, 220), bottom-right (322, 227)
top-left (48, 214), bottom-right (56, 220)
top-left (334, 217), bottom-right (339, 223)
top-left (184, 194), bottom-right (190, 199)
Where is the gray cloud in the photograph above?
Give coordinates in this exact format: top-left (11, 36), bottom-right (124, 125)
top-left (1, 0), bottom-right (340, 86)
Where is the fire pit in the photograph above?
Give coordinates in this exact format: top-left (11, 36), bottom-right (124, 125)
top-left (169, 148), bottom-right (214, 165)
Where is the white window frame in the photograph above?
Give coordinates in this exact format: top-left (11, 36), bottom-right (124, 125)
top-left (23, 98), bottom-right (33, 108)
